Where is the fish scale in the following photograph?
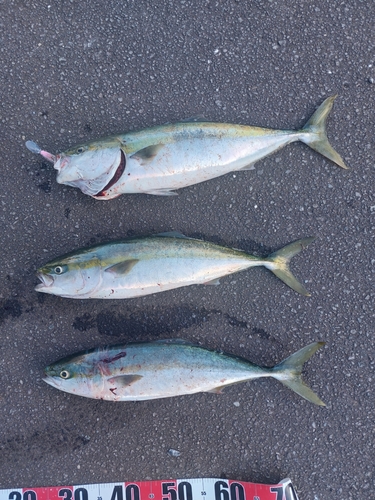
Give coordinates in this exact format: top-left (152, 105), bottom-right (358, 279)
top-left (26, 96), bottom-right (347, 200)
top-left (35, 233), bottom-right (315, 299)
top-left (43, 339), bottom-right (326, 405)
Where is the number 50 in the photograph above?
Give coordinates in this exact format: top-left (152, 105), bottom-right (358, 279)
top-left (162, 482), bottom-right (193, 500)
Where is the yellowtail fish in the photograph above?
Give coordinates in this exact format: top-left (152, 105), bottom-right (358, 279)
top-left (26, 96), bottom-right (347, 200)
top-left (36, 232), bottom-right (314, 298)
top-left (43, 339), bottom-right (326, 405)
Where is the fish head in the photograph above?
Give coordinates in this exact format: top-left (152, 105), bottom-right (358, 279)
top-left (54, 138), bottom-right (126, 199)
top-left (43, 350), bottom-right (101, 399)
top-left (36, 251), bottom-right (102, 298)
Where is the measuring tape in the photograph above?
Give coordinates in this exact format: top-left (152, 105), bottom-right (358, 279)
top-left (0, 478), bottom-right (298, 500)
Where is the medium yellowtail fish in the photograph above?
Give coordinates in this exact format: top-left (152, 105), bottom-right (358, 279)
top-left (26, 96), bottom-right (347, 200)
top-left (43, 339), bottom-right (326, 405)
top-left (36, 232), bottom-right (314, 298)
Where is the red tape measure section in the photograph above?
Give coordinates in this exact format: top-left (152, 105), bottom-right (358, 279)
top-left (1, 478), bottom-right (298, 500)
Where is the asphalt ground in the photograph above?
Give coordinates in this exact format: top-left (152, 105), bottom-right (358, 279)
top-left (0, 1), bottom-right (374, 498)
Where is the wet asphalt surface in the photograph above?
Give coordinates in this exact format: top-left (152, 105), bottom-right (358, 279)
top-left (1, 1), bottom-right (374, 498)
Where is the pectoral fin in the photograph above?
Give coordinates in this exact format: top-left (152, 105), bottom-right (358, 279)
top-left (108, 375), bottom-right (143, 387)
top-left (131, 144), bottom-right (164, 163)
top-left (105, 259), bottom-right (139, 276)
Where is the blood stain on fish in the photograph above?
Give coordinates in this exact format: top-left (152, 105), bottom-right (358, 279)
top-left (95, 150), bottom-right (126, 197)
top-left (102, 351), bottom-right (127, 364)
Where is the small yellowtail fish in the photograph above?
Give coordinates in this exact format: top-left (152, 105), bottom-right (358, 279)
top-left (36, 232), bottom-right (314, 298)
top-left (26, 96), bottom-right (347, 200)
top-left (43, 339), bottom-right (326, 405)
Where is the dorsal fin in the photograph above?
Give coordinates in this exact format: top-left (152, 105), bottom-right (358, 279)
top-left (156, 231), bottom-right (192, 239)
top-left (153, 338), bottom-right (195, 345)
top-left (180, 116), bottom-right (209, 123)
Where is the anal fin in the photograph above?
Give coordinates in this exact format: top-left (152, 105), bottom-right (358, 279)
top-left (207, 386), bottom-right (226, 394)
top-left (237, 163), bottom-right (255, 171)
top-left (203, 278), bottom-right (221, 286)
top-left (145, 189), bottom-right (178, 196)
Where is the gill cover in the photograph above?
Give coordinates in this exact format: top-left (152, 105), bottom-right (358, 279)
top-left (55, 147), bottom-right (124, 197)
top-left (36, 256), bottom-right (102, 298)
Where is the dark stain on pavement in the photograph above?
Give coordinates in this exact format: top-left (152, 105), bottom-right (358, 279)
top-left (0, 298), bottom-right (22, 325)
top-left (96, 305), bottom-right (213, 338)
top-left (251, 326), bottom-right (270, 339)
top-left (38, 180), bottom-right (52, 193)
top-left (73, 306), bottom-right (257, 339)
top-left (0, 428), bottom-right (91, 465)
top-left (73, 313), bottom-right (97, 331)
top-left (223, 313), bottom-right (248, 329)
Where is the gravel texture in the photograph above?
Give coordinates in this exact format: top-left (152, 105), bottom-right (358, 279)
top-left (0, 1), bottom-right (374, 498)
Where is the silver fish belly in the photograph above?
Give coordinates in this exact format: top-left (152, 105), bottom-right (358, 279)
top-left (26, 96), bottom-right (347, 200)
top-left (43, 339), bottom-right (326, 405)
top-left (35, 232), bottom-right (314, 299)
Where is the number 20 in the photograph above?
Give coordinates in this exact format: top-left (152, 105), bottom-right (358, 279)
top-left (9, 492), bottom-right (37, 500)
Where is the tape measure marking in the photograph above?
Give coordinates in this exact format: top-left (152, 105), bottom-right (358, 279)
top-left (1, 478), bottom-right (299, 500)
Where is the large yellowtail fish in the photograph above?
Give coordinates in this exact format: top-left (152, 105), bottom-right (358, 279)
top-left (26, 96), bottom-right (347, 200)
top-left (43, 339), bottom-right (326, 405)
top-left (36, 232), bottom-right (314, 298)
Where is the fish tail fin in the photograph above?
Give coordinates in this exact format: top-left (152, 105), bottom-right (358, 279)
top-left (265, 237), bottom-right (314, 296)
top-left (272, 342), bottom-right (326, 406)
top-left (300, 95), bottom-right (348, 169)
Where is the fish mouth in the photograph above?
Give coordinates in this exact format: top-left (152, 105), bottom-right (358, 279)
top-left (53, 154), bottom-right (63, 171)
top-left (43, 374), bottom-right (61, 389)
top-left (35, 272), bottom-right (54, 291)
top-left (93, 150), bottom-right (126, 198)
top-left (42, 375), bottom-right (54, 385)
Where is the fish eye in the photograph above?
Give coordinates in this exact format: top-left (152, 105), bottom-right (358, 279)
top-left (76, 146), bottom-right (86, 154)
top-left (54, 266), bottom-right (64, 275)
top-left (60, 370), bottom-right (70, 379)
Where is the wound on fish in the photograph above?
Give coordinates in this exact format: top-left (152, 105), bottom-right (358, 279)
top-left (102, 351), bottom-right (127, 364)
top-left (95, 150), bottom-right (126, 197)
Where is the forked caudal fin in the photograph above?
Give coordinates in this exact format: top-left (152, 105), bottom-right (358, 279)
top-left (271, 341), bottom-right (326, 406)
top-left (264, 237), bottom-right (314, 296)
top-left (300, 96), bottom-right (348, 169)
